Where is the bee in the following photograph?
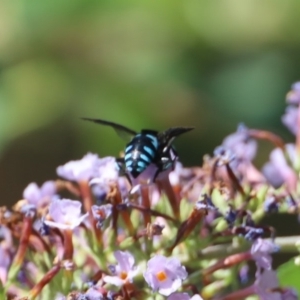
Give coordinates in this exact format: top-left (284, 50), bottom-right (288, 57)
top-left (82, 118), bottom-right (194, 182)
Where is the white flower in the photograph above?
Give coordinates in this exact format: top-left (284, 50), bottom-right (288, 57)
top-left (103, 251), bottom-right (138, 286)
top-left (143, 255), bottom-right (188, 296)
top-left (23, 181), bottom-right (56, 206)
top-left (44, 199), bottom-right (88, 230)
top-left (56, 153), bottom-right (101, 181)
top-left (168, 293), bottom-right (203, 300)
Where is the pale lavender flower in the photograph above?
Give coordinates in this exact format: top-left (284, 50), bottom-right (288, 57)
top-left (149, 185), bottom-right (161, 207)
top-left (169, 163), bottom-right (181, 186)
top-left (54, 294), bottom-right (66, 300)
top-left (44, 199), bottom-right (88, 230)
top-left (143, 255), bottom-right (188, 296)
top-left (286, 82), bottom-right (300, 104)
top-left (282, 106), bottom-right (298, 135)
top-left (168, 293), bottom-right (191, 300)
top-left (91, 157), bottom-right (119, 184)
top-left (0, 225), bottom-right (13, 249)
top-left (219, 124), bottom-right (257, 163)
top-left (91, 204), bottom-right (113, 228)
top-left (0, 245), bottom-right (11, 284)
top-left (214, 124), bottom-right (260, 183)
top-left (56, 153), bottom-right (102, 181)
top-left (169, 162), bottom-right (193, 186)
top-left (22, 181), bottom-right (57, 211)
top-left (103, 250), bottom-right (138, 286)
top-left (282, 288), bottom-right (298, 300)
top-left (83, 286), bottom-right (105, 299)
top-left (262, 144), bottom-right (297, 190)
top-left (168, 293), bottom-right (203, 300)
top-left (239, 264), bottom-right (249, 284)
top-left (251, 238), bottom-right (279, 272)
top-left (254, 269), bottom-right (281, 300)
top-left (214, 146), bottom-right (235, 167)
top-left (0, 226), bottom-right (13, 284)
top-left (190, 296), bottom-right (203, 300)
top-left (118, 176), bottom-right (131, 198)
top-left (89, 157), bottom-right (127, 202)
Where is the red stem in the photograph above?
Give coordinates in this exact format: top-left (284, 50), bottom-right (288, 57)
top-left (248, 129), bottom-right (285, 150)
top-left (12, 216), bottom-right (33, 266)
top-left (63, 229), bottom-right (74, 260)
top-left (79, 180), bottom-right (103, 246)
top-left (140, 185), bottom-right (151, 227)
top-left (203, 251), bottom-right (252, 275)
top-left (78, 180), bottom-right (94, 212)
top-left (113, 187), bottom-right (135, 235)
top-left (157, 176), bottom-right (180, 219)
top-left (28, 264), bottom-right (61, 299)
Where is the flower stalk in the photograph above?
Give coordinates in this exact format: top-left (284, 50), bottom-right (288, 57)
top-left (6, 216), bottom-right (33, 288)
top-left (28, 264), bottom-right (61, 299)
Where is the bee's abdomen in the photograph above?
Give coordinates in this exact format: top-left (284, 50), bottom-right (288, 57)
top-left (124, 133), bottom-right (159, 178)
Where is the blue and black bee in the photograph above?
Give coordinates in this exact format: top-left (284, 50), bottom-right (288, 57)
top-left (82, 118), bottom-right (194, 182)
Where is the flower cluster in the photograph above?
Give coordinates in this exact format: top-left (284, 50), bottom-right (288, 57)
top-left (1, 83), bottom-right (300, 299)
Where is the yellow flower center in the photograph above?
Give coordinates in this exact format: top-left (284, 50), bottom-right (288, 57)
top-left (119, 271), bottom-right (128, 280)
top-left (156, 271), bottom-right (167, 282)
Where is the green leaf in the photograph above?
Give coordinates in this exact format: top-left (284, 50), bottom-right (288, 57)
top-left (277, 259), bottom-right (300, 294)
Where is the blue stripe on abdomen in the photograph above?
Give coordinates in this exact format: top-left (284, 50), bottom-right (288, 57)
top-left (143, 146), bottom-right (155, 158)
top-left (145, 134), bottom-right (159, 148)
top-left (140, 153), bottom-right (151, 163)
top-left (137, 161), bottom-right (146, 168)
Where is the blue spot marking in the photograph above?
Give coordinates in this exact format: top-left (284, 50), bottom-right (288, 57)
top-left (146, 134), bottom-right (159, 148)
top-left (127, 166), bottom-right (133, 172)
top-left (140, 153), bottom-right (150, 163)
top-left (126, 144), bottom-right (133, 152)
top-left (137, 161), bottom-right (146, 168)
top-left (126, 160), bottom-right (133, 166)
top-left (125, 153), bottom-right (131, 161)
top-left (143, 146), bottom-right (155, 157)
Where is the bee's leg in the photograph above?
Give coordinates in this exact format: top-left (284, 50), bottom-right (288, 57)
top-left (153, 156), bottom-right (171, 182)
top-left (125, 174), bottom-right (132, 186)
top-left (116, 157), bottom-right (125, 173)
top-left (116, 157), bottom-right (132, 185)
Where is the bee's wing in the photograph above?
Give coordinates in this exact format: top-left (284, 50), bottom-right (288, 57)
top-left (82, 118), bottom-right (137, 142)
top-left (158, 127), bottom-right (194, 148)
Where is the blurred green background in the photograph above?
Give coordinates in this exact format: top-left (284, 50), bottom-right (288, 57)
top-left (0, 0), bottom-right (299, 205)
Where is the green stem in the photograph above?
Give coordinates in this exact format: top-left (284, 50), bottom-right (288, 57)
top-left (0, 281), bottom-right (5, 300)
top-left (197, 236), bottom-right (300, 260)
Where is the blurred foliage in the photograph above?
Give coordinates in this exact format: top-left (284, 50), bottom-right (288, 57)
top-left (1, 0), bottom-right (300, 204)
top-left (278, 259), bottom-right (300, 294)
